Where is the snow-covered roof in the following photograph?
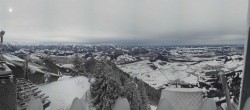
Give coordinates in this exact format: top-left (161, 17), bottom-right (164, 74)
top-left (0, 63), bottom-right (12, 76)
top-left (3, 53), bottom-right (61, 77)
top-left (3, 53), bottom-right (25, 62)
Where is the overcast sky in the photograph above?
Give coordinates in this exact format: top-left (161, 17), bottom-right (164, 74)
top-left (0, 0), bottom-right (248, 45)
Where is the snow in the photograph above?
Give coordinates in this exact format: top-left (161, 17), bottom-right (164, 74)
top-left (57, 64), bottom-right (74, 69)
top-left (69, 98), bottom-right (86, 110)
top-left (58, 76), bottom-right (72, 81)
top-left (28, 63), bottom-right (46, 73)
top-left (5, 61), bottom-right (15, 67)
top-left (150, 105), bottom-right (157, 110)
top-left (164, 88), bottom-right (202, 92)
top-left (159, 88), bottom-right (203, 110)
top-left (3, 53), bottom-right (60, 76)
top-left (3, 53), bottom-right (25, 62)
top-left (30, 54), bottom-right (41, 61)
top-left (115, 54), bottom-right (136, 64)
top-left (243, 97), bottom-right (250, 110)
top-left (224, 59), bottom-right (243, 71)
top-left (113, 97), bottom-right (130, 110)
top-left (118, 60), bottom-right (199, 89)
top-left (27, 98), bottom-right (43, 110)
top-left (38, 76), bottom-right (90, 110)
top-left (118, 54), bottom-right (243, 89)
top-left (200, 98), bottom-right (217, 110)
top-left (156, 98), bottom-right (173, 110)
top-left (29, 63), bottom-right (60, 76)
top-left (3, 53), bottom-right (25, 67)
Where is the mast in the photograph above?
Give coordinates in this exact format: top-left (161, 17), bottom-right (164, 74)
top-left (239, 1), bottom-right (250, 109)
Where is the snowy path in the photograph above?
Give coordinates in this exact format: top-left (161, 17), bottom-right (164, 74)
top-left (38, 76), bottom-right (90, 110)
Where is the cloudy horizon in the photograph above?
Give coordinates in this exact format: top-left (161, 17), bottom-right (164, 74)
top-left (0, 0), bottom-right (249, 45)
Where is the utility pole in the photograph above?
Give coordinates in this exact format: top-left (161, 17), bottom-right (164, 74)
top-left (239, 1), bottom-right (250, 109)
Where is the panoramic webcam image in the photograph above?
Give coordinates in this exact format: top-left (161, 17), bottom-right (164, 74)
top-left (0, 0), bottom-right (250, 110)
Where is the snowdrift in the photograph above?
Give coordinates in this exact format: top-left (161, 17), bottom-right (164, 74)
top-left (39, 76), bottom-right (90, 110)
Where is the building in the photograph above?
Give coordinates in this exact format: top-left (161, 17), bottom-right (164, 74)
top-left (0, 62), bottom-right (17, 110)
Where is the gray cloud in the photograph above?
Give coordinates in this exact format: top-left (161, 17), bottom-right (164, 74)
top-left (0, 0), bottom-right (248, 45)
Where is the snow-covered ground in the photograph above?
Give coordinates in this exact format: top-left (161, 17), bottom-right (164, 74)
top-left (115, 54), bottom-right (136, 64)
top-left (118, 55), bottom-right (243, 89)
top-left (150, 105), bottom-right (157, 110)
top-left (56, 64), bottom-right (74, 69)
top-left (118, 60), bottom-right (198, 89)
top-left (38, 76), bottom-right (90, 110)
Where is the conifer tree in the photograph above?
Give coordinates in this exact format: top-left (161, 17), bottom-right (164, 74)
top-left (124, 80), bottom-right (142, 110)
top-left (137, 80), bottom-right (149, 110)
top-left (73, 53), bottom-right (85, 76)
top-left (91, 71), bottom-right (120, 110)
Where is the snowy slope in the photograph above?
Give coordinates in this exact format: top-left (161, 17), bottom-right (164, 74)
top-left (118, 60), bottom-right (198, 89)
top-left (118, 55), bottom-right (243, 89)
top-left (38, 76), bottom-right (90, 110)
